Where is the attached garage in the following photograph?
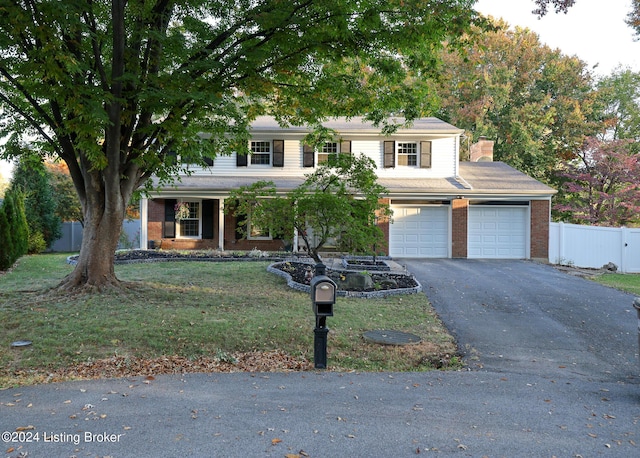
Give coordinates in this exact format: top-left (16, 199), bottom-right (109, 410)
top-left (389, 205), bottom-right (449, 257)
top-left (468, 205), bottom-right (529, 259)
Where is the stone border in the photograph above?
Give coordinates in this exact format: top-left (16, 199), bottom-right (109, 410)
top-left (267, 261), bottom-right (422, 298)
top-left (66, 254), bottom-right (292, 266)
top-left (341, 256), bottom-right (391, 272)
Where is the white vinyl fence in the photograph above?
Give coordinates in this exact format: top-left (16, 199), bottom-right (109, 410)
top-left (549, 222), bottom-right (640, 273)
top-left (50, 219), bottom-right (141, 252)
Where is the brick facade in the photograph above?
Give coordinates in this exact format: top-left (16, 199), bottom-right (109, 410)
top-left (451, 199), bottom-right (468, 258)
top-left (376, 198), bottom-right (391, 256)
top-left (530, 200), bottom-right (550, 260)
top-left (147, 197), bottom-right (550, 259)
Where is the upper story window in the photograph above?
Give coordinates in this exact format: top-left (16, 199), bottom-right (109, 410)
top-left (250, 141), bottom-right (271, 165)
top-left (317, 142), bottom-right (339, 164)
top-left (397, 142), bottom-right (418, 166)
top-left (303, 140), bottom-right (351, 167)
top-left (237, 140), bottom-right (284, 167)
top-left (384, 140), bottom-right (432, 169)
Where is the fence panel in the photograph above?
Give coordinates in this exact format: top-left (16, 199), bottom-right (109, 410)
top-left (50, 219), bottom-right (141, 252)
top-left (549, 222), bottom-right (640, 273)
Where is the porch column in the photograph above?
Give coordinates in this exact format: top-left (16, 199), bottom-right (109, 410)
top-left (218, 198), bottom-right (225, 251)
top-left (140, 197), bottom-right (148, 250)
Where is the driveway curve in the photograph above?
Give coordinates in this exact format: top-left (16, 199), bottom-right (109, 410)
top-left (400, 259), bottom-right (639, 383)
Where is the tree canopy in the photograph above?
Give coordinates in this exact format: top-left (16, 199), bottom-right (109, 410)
top-left (435, 18), bottom-right (599, 185)
top-left (0, 0), bottom-right (484, 290)
top-left (555, 137), bottom-right (640, 226)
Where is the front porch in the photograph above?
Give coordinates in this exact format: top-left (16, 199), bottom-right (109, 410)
top-left (140, 197), bottom-right (291, 252)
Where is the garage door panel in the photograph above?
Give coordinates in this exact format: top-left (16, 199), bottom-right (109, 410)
top-left (390, 206), bottom-right (449, 258)
top-left (468, 206), bottom-right (528, 259)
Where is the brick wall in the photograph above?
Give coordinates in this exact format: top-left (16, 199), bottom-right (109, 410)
top-left (530, 200), bottom-right (550, 260)
top-left (147, 199), bottom-right (164, 242)
top-left (376, 198), bottom-right (390, 256)
top-left (452, 199), bottom-right (468, 258)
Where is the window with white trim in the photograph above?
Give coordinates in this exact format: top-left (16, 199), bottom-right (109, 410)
top-left (397, 142), bottom-right (418, 166)
top-left (247, 209), bottom-right (272, 240)
top-left (177, 200), bottom-right (201, 238)
top-left (250, 140), bottom-right (271, 165)
top-left (317, 142), bottom-right (339, 164)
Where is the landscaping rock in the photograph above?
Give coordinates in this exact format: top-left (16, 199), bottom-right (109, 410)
top-left (342, 272), bottom-right (374, 290)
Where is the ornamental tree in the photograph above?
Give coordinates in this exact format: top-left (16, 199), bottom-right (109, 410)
top-left (227, 153), bottom-right (391, 264)
top-left (0, 0), bottom-right (482, 290)
top-left (555, 137), bottom-right (640, 226)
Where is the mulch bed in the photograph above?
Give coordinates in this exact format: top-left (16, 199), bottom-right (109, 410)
top-left (272, 261), bottom-right (419, 292)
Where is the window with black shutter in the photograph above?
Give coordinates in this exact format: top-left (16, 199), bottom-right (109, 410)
top-left (420, 141), bottom-right (432, 168)
top-left (272, 139), bottom-right (284, 167)
top-left (383, 141), bottom-right (395, 168)
top-left (163, 199), bottom-right (176, 238)
top-left (236, 152), bottom-right (248, 167)
top-left (201, 200), bottom-right (215, 239)
top-left (303, 144), bottom-right (314, 167)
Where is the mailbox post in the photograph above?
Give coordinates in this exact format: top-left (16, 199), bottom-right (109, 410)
top-left (310, 263), bottom-right (336, 369)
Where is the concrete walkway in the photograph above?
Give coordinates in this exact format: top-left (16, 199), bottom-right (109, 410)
top-left (1, 260), bottom-right (639, 457)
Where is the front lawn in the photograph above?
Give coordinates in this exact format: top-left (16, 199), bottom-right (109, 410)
top-left (0, 254), bottom-right (459, 388)
top-left (592, 272), bottom-right (640, 296)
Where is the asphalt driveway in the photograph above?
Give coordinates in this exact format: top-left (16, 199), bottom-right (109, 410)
top-left (401, 259), bottom-right (640, 383)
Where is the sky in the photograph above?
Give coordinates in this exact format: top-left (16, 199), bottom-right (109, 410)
top-left (1, 0), bottom-right (639, 181)
top-left (475, 0), bottom-right (640, 75)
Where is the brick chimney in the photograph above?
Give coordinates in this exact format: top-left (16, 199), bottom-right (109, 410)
top-left (470, 137), bottom-right (494, 162)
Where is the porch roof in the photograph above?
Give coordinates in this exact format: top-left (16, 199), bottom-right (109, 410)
top-left (150, 161), bottom-right (555, 200)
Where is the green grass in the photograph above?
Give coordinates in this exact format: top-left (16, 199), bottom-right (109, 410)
top-left (592, 272), bottom-right (640, 296)
top-left (0, 254), bottom-right (459, 388)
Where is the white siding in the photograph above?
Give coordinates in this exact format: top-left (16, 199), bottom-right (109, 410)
top-left (183, 136), bottom-right (459, 179)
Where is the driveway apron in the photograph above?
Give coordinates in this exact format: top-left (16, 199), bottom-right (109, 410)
top-left (400, 259), bottom-right (639, 383)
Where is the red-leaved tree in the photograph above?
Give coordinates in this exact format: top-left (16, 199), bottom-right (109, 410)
top-left (555, 137), bottom-right (640, 226)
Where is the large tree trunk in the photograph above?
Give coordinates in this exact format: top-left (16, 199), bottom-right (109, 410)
top-left (59, 201), bottom-right (125, 291)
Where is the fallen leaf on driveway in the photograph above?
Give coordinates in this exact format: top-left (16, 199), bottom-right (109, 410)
top-left (271, 438), bottom-right (282, 445)
top-left (15, 425), bottom-right (35, 431)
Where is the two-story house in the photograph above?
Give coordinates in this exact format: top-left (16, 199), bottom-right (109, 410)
top-left (140, 116), bottom-right (556, 260)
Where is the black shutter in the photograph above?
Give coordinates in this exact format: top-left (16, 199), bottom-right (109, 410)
top-left (384, 141), bottom-right (395, 168)
top-left (272, 139), bottom-right (284, 167)
top-left (420, 141), bottom-right (432, 168)
top-left (202, 200), bottom-right (215, 239)
top-left (203, 156), bottom-right (214, 166)
top-left (341, 140), bottom-right (351, 155)
top-left (166, 150), bottom-right (178, 166)
top-left (163, 199), bottom-right (176, 238)
top-left (236, 152), bottom-right (248, 167)
top-left (303, 144), bottom-right (314, 167)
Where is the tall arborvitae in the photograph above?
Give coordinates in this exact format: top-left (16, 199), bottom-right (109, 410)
top-left (0, 203), bottom-right (13, 270)
top-left (10, 189), bottom-right (30, 257)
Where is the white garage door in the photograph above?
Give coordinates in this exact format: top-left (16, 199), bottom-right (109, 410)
top-left (468, 206), bottom-right (528, 259)
top-left (390, 206), bottom-right (449, 257)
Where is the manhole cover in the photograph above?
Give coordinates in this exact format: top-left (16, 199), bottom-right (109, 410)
top-left (362, 330), bottom-right (421, 346)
